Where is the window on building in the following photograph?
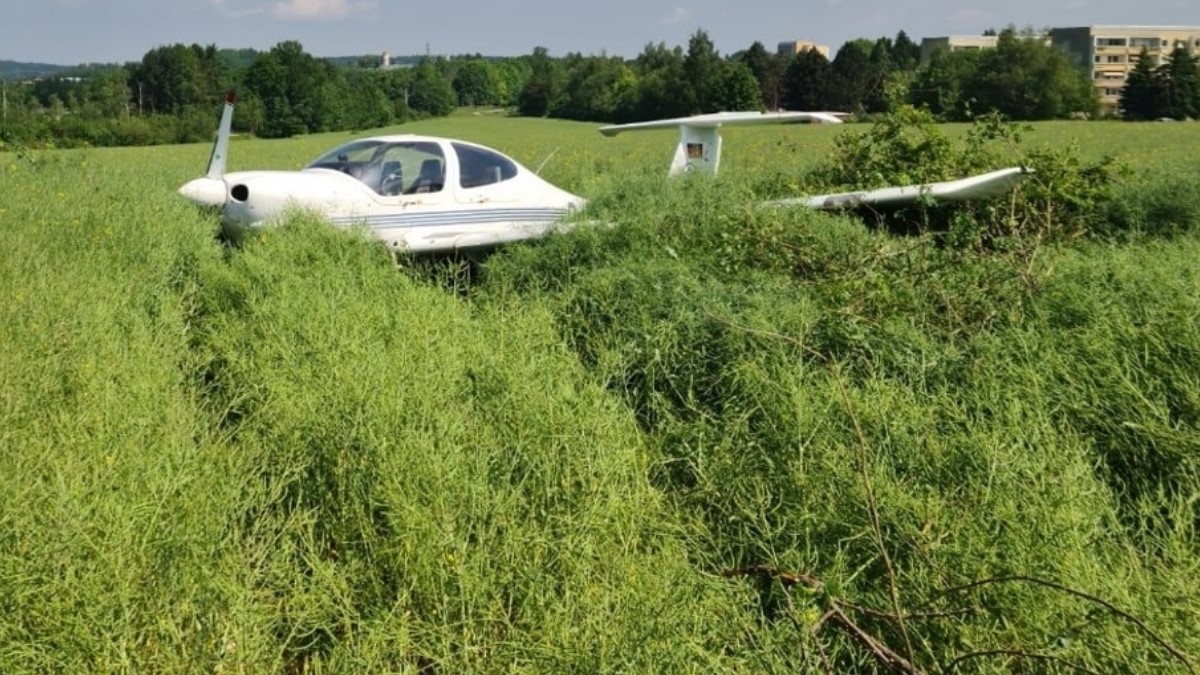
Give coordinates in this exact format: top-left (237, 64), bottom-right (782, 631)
top-left (1105, 55), bottom-right (1125, 63)
top-left (1103, 88), bottom-right (1122, 97)
top-left (1129, 37), bottom-right (1160, 49)
top-left (1095, 37), bottom-right (1128, 47)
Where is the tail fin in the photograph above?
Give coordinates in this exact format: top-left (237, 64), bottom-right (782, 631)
top-left (671, 125), bottom-right (722, 176)
top-left (205, 91), bottom-right (235, 180)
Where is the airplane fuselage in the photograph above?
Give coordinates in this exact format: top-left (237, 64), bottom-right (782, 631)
top-left (181, 134), bottom-right (585, 254)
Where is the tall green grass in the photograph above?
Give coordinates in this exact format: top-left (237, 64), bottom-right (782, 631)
top-left (2, 119), bottom-right (1200, 672)
top-left (479, 170), bottom-right (1200, 672)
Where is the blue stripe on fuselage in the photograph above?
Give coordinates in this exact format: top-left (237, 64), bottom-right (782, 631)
top-left (325, 208), bottom-right (568, 229)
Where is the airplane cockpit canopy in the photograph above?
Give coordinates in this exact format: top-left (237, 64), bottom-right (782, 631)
top-left (306, 139), bottom-right (523, 197)
top-left (307, 140), bottom-right (447, 196)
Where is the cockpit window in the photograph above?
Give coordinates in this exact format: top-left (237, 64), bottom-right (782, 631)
top-left (306, 140), bottom-right (445, 196)
top-left (453, 142), bottom-right (518, 189)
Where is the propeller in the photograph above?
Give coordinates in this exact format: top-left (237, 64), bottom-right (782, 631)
top-left (179, 91), bottom-right (235, 207)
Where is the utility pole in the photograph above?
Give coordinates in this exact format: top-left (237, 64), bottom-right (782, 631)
top-left (1, 62), bottom-right (7, 133)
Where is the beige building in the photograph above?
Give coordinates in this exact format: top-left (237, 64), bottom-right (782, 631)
top-left (777, 40), bottom-right (831, 59)
top-left (919, 35), bottom-right (1001, 63)
top-left (919, 34), bottom-right (1052, 64)
top-left (1050, 26), bottom-right (1200, 108)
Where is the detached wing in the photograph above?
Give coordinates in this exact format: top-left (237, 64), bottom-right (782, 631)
top-left (767, 167), bottom-right (1031, 210)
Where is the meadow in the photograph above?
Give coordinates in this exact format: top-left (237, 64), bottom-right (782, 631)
top-left (2, 113), bottom-right (1200, 673)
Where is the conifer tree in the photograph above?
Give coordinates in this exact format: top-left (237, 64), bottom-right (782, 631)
top-left (1159, 45), bottom-right (1200, 120)
top-left (1119, 48), bottom-right (1160, 120)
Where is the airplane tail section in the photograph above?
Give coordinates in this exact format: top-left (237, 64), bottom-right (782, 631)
top-left (670, 125), bottom-right (722, 176)
top-left (600, 111), bottom-right (844, 177)
top-left (205, 91), bottom-right (235, 180)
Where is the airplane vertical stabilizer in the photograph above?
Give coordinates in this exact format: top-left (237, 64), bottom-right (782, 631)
top-left (670, 125), bottom-right (722, 176)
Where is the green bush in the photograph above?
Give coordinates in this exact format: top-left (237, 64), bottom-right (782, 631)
top-left (810, 107), bottom-right (1127, 248)
top-left (1102, 167), bottom-right (1200, 239)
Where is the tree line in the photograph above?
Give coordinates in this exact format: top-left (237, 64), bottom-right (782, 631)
top-left (3, 28), bottom-right (1193, 150)
top-left (0, 41), bottom-right (516, 148)
top-left (528, 29), bottom-right (1105, 124)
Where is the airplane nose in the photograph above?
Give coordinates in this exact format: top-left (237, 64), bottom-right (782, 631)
top-left (179, 177), bottom-right (227, 207)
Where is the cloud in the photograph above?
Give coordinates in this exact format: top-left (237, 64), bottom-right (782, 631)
top-left (270, 0), bottom-right (376, 20)
top-left (661, 6), bottom-right (692, 24)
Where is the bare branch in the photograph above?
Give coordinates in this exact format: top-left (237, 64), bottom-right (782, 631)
top-left (822, 605), bottom-right (922, 675)
top-left (722, 567), bottom-right (924, 675)
top-left (945, 648), bottom-right (1101, 675)
top-left (721, 565), bottom-right (822, 590)
top-left (933, 575), bottom-right (1193, 674)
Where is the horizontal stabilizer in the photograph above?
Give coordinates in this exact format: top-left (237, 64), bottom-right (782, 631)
top-left (767, 167), bottom-right (1031, 210)
top-left (600, 110), bottom-right (846, 177)
top-left (598, 110), bottom-right (844, 136)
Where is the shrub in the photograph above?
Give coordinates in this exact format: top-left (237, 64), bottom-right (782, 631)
top-left (809, 107), bottom-right (1127, 249)
top-left (1101, 167), bottom-right (1200, 239)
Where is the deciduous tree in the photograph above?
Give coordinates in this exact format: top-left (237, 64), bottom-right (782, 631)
top-left (782, 48), bottom-right (831, 111)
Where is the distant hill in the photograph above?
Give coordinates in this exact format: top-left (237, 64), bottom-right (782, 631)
top-left (1, 60), bottom-right (71, 80)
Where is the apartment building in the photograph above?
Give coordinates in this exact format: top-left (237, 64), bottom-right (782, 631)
top-left (777, 40), bottom-right (831, 58)
top-left (919, 35), bottom-right (1000, 63)
top-left (1050, 26), bottom-right (1200, 107)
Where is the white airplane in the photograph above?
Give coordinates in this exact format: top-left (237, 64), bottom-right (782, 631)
top-left (179, 95), bottom-right (1029, 254)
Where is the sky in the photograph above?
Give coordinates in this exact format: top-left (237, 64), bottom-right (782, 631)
top-left (2, 0), bottom-right (1197, 65)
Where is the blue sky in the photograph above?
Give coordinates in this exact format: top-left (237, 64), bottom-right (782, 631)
top-left (2, 0), bottom-right (1197, 65)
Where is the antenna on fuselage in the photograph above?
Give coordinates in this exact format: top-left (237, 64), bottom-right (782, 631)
top-left (534, 147), bottom-right (560, 176)
top-left (598, 110), bottom-right (844, 177)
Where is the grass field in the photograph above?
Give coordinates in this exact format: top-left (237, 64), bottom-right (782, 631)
top-left (2, 114), bottom-right (1200, 673)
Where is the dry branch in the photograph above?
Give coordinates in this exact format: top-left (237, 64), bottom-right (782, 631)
top-left (722, 566), bottom-right (923, 675)
top-left (932, 575), bottom-right (1194, 674)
